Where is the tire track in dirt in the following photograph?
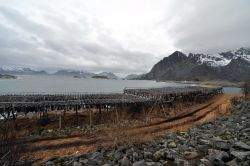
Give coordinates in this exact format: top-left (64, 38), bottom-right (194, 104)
top-left (21, 95), bottom-right (232, 160)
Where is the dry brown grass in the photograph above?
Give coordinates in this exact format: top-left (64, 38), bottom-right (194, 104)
top-left (0, 121), bottom-right (25, 165)
top-left (8, 94), bottom-right (235, 161)
top-left (242, 82), bottom-right (250, 100)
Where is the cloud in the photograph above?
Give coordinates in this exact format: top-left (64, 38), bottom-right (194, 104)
top-left (0, 3), bottom-right (157, 73)
top-left (164, 0), bottom-right (250, 53)
top-left (0, 0), bottom-right (249, 74)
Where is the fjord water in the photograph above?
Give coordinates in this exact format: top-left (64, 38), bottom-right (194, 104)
top-left (0, 75), bottom-right (188, 94)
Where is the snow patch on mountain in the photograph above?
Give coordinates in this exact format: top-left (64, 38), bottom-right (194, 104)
top-left (189, 47), bottom-right (250, 67)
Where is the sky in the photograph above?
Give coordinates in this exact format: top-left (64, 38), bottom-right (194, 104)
top-left (0, 0), bottom-right (249, 75)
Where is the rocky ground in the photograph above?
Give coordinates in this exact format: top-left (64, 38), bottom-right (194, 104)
top-left (22, 100), bottom-right (250, 166)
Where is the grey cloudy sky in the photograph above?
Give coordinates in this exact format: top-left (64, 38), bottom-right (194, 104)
top-left (0, 0), bottom-right (249, 74)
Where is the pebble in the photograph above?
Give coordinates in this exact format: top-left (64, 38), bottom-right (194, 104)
top-left (132, 160), bottom-right (147, 166)
top-left (168, 142), bottom-right (177, 148)
top-left (230, 151), bottom-right (250, 160)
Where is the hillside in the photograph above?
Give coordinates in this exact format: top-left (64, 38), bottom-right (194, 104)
top-left (144, 47), bottom-right (250, 82)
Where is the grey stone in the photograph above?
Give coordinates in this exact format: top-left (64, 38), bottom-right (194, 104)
top-left (144, 151), bottom-right (153, 159)
top-left (87, 159), bottom-right (98, 165)
top-left (233, 141), bottom-right (250, 150)
top-left (132, 160), bottom-right (147, 166)
top-left (114, 151), bottom-right (122, 161)
top-left (212, 138), bottom-right (231, 150)
top-left (174, 158), bottom-right (190, 166)
top-left (196, 144), bottom-right (210, 154)
top-left (208, 149), bottom-right (229, 164)
top-left (162, 161), bottom-right (169, 166)
top-left (230, 151), bottom-right (250, 160)
top-left (200, 158), bottom-right (213, 166)
top-left (168, 142), bottom-right (177, 148)
top-left (121, 156), bottom-right (132, 166)
top-left (15, 161), bottom-right (27, 166)
top-left (43, 156), bottom-right (59, 163)
top-left (89, 152), bottom-right (104, 161)
top-left (226, 159), bottom-right (238, 166)
top-left (177, 135), bottom-right (186, 141)
top-left (178, 144), bottom-right (190, 152)
top-left (133, 152), bottom-right (139, 161)
top-left (198, 139), bottom-right (210, 145)
top-left (188, 139), bottom-right (198, 147)
top-left (79, 159), bottom-right (88, 164)
top-left (165, 149), bottom-right (179, 160)
top-left (63, 160), bottom-right (74, 166)
top-left (146, 162), bottom-right (158, 166)
top-left (184, 151), bottom-right (200, 160)
top-left (241, 128), bottom-right (250, 133)
top-left (165, 133), bottom-right (177, 140)
top-left (153, 149), bottom-right (166, 161)
top-left (73, 162), bottom-right (83, 166)
top-left (44, 161), bottom-right (55, 166)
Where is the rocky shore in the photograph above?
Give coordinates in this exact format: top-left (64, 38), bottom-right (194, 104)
top-left (34, 101), bottom-right (250, 166)
top-left (0, 74), bottom-right (16, 79)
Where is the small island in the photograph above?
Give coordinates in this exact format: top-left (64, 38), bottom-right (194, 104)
top-left (0, 74), bottom-right (17, 79)
top-left (92, 75), bottom-right (108, 79)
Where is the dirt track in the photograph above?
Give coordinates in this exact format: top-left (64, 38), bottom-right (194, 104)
top-left (20, 95), bottom-right (233, 160)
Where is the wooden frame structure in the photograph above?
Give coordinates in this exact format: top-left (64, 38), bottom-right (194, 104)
top-left (0, 86), bottom-right (223, 122)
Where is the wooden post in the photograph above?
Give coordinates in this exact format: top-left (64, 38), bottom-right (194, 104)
top-left (89, 109), bottom-right (92, 126)
top-left (12, 105), bottom-right (16, 121)
top-left (142, 105), bottom-right (147, 123)
top-left (161, 104), bottom-right (167, 117)
top-left (115, 107), bottom-right (119, 124)
top-left (75, 106), bottom-right (79, 126)
top-left (59, 110), bottom-right (62, 129)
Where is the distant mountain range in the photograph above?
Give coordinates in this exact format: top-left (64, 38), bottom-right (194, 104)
top-left (124, 74), bottom-right (145, 80)
top-left (143, 47), bottom-right (250, 82)
top-left (54, 70), bottom-right (119, 79)
top-left (94, 72), bottom-right (119, 79)
top-left (0, 67), bottom-right (120, 79)
top-left (0, 74), bottom-right (17, 79)
top-left (0, 67), bottom-right (47, 75)
top-left (1, 47), bottom-right (249, 82)
top-left (54, 70), bottom-right (94, 78)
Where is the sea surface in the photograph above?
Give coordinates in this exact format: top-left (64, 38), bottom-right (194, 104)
top-left (0, 75), bottom-right (190, 94)
top-left (222, 87), bottom-right (242, 94)
top-left (0, 75), bottom-right (242, 94)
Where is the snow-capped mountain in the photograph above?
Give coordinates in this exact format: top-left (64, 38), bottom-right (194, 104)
top-left (124, 74), bottom-right (141, 80)
top-left (144, 48), bottom-right (250, 82)
top-left (188, 47), bottom-right (250, 67)
top-left (54, 70), bottom-right (119, 79)
top-left (0, 67), bottom-right (47, 75)
top-left (54, 70), bottom-right (95, 78)
top-left (94, 72), bottom-right (119, 79)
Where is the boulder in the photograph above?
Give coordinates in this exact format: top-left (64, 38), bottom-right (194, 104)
top-left (230, 151), bottom-right (250, 161)
top-left (198, 139), bottom-right (210, 145)
top-left (79, 159), bottom-right (88, 164)
top-left (168, 142), bottom-right (177, 148)
top-left (144, 151), bottom-right (153, 159)
top-left (89, 152), bottom-right (104, 161)
top-left (199, 158), bottom-right (213, 166)
top-left (208, 149), bottom-right (229, 164)
top-left (226, 159), bottom-right (238, 166)
top-left (73, 162), bottom-right (83, 166)
top-left (211, 138), bottom-right (231, 150)
top-left (233, 142), bottom-right (250, 151)
top-left (184, 151), bottom-right (200, 160)
top-left (153, 149), bottom-right (166, 161)
top-left (132, 160), bottom-right (147, 166)
top-left (121, 156), bottom-right (132, 166)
